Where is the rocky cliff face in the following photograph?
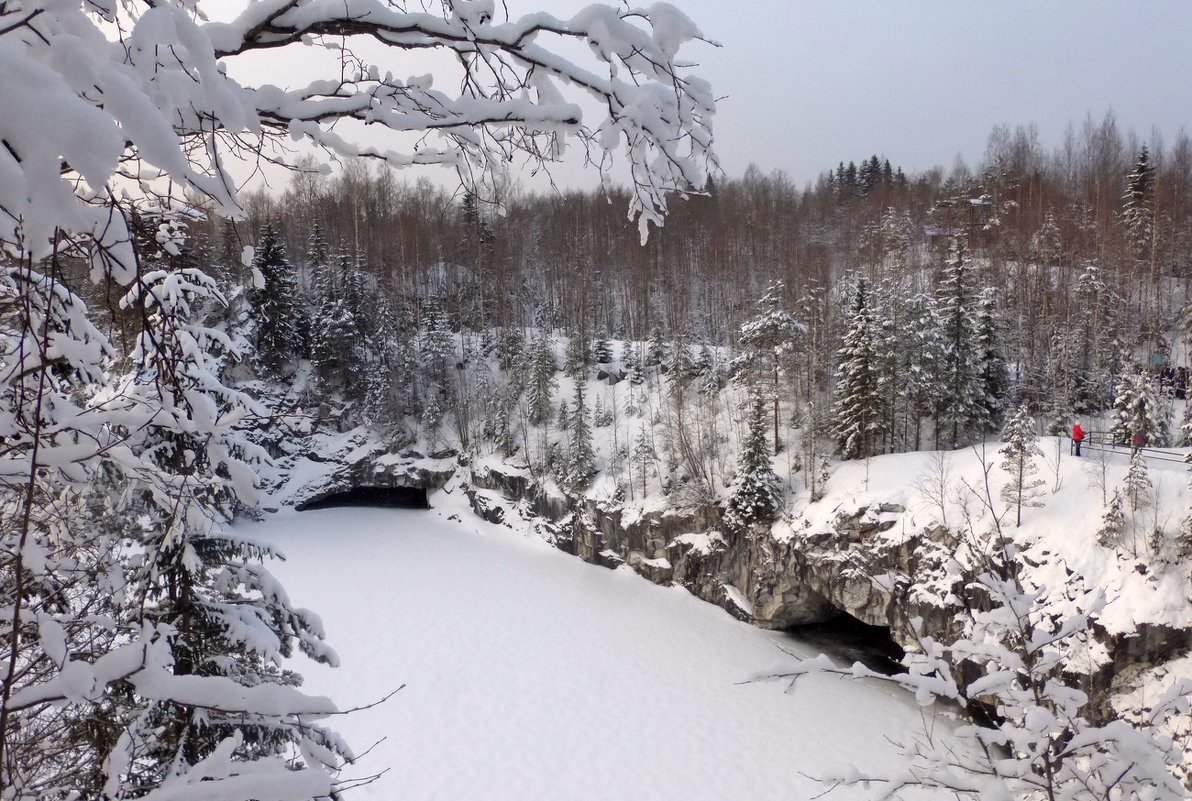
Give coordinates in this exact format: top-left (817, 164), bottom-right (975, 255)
top-left (468, 463), bottom-right (925, 633)
top-left (288, 446), bottom-right (1190, 722)
top-left (462, 460), bottom-right (1192, 718)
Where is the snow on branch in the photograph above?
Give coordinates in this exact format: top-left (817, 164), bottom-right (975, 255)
top-left (1, 0), bottom-right (717, 261)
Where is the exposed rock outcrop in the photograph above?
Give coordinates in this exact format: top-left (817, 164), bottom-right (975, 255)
top-left (461, 460), bottom-right (1192, 717)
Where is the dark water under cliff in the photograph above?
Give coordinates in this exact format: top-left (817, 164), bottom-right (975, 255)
top-left (296, 485), bottom-right (430, 511)
top-left (782, 614), bottom-right (906, 675)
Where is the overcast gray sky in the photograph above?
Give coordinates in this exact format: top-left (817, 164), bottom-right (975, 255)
top-left (679, 0), bottom-right (1192, 184)
top-left (224, 1), bottom-right (1192, 193)
top-left (649, 0), bottom-right (1192, 185)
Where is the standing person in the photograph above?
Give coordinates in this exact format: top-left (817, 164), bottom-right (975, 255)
top-left (1132, 429), bottom-right (1148, 454)
top-left (1071, 420), bottom-right (1084, 457)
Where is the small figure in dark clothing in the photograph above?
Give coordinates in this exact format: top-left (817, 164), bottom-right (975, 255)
top-left (1178, 367), bottom-right (1188, 401)
top-left (1071, 420), bottom-right (1084, 457)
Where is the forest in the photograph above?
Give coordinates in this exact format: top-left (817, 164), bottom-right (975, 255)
top-left (189, 113), bottom-right (1192, 467)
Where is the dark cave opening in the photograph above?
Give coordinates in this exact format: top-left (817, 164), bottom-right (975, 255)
top-left (782, 612), bottom-right (906, 676)
top-left (296, 485), bottom-right (430, 512)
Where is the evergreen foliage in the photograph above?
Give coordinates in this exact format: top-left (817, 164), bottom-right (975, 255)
top-left (734, 281), bottom-right (804, 453)
top-left (724, 389), bottom-right (782, 532)
top-left (631, 427), bottom-right (657, 499)
top-left (935, 237), bottom-right (983, 449)
top-left (1109, 370), bottom-right (1169, 447)
top-left (527, 335), bottom-right (558, 427)
top-left (897, 292), bottom-right (945, 450)
top-left (975, 287), bottom-right (1009, 432)
top-left (565, 381), bottom-right (596, 491)
top-left (592, 334), bottom-right (613, 364)
top-left (1098, 489), bottom-right (1127, 548)
top-left (998, 404), bottom-right (1045, 527)
top-left (1124, 449), bottom-right (1153, 513)
top-left (249, 224), bottom-right (304, 372)
top-left (1122, 145), bottom-right (1156, 259)
top-left (834, 276), bottom-right (884, 460)
top-left (419, 300), bottom-right (455, 388)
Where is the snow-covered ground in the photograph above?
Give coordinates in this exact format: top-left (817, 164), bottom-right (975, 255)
top-left (247, 501), bottom-right (948, 800)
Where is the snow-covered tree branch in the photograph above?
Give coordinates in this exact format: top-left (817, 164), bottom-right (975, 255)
top-left (1, 0), bottom-right (717, 264)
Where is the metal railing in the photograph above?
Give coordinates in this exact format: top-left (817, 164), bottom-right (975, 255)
top-left (1076, 430), bottom-right (1189, 466)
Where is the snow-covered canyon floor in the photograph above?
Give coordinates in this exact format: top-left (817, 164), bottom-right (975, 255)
top-left (246, 502), bottom-right (947, 800)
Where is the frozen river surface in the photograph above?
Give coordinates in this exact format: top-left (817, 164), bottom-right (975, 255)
top-left (249, 505), bottom-right (938, 800)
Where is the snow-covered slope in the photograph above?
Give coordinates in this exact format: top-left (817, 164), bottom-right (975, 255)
top-left (247, 501), bottom-right (948, 800)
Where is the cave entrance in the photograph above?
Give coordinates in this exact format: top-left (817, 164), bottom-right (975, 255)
top-left (781, 612), bottom-right (906, 675)
top-left (296, 485), bottom-right (430, 512)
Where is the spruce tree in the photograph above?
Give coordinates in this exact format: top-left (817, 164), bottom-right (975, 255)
top-left (631, 427), bottom-right (656, 498)
top-left (1098, 490), bottom-right (1127, 548)
top-left (249, 223), bottom-right (303, 372)
top-left (592, 334), bottom-right (613, 364)
top-left (834, 276), bottom-right (884, 460)
top-left (935, 237), bottom-right (983, 449)
top-left (725, 388), bottom-right (782, 533)
top-left (318, 300), bottom-right (361, 377)
top-left (898, 292), bottom-right (945, 450)
top-left (1045, 330), bottom-right (1078, 435)
top-left (306, 222), bottom-right (333, 297)
top-left (565, 330), bottom-right (590, 376)
top-left (566, 380), bottom-right (596, 491)
top-left (527, 335), bottom-right (558, 427)
top-left (975, 287), bottom-right (1010, 433)
top-left (623, 344), bottom-right (644, 386)
top-left (1109, 370), bottom-right (1168, 447)
top-left (646, 322), bottom-right (667, 367)
top-left (1123, 449), bottom-right (1153, 513)
top-left (664, 328), bottom-right (694, 382)
top-left (1122, 145), bottom-right (1156, 260)
top-left (998, 404), bottom-right (1045, 527)
top-left (419, 300), bottom-right (455, 388)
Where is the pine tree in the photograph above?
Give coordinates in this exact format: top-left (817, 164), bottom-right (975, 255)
top-left (1031, 211), bottom-right (1063, 265)
top-left (306, 222), bottom-right (333, 297)
top-left (975, 287), bottom-right (1010, 433)
top-left (646, 322), bottom-right (667, 367)
top-left (834, 277), bottom-right (885, 460)
top-left (311, 297), bottom-right (361, 385)
top-left (1109, 370), bottom-right (1169, 446)
top-left (1098, 489), bottom-right (1127, 547)
top-left (527, 335), bottom-right (558, 426)
top-left (735, 281), bottom-right (805, 453)
top-left (419, 300), bottom-right (455, 388)
top-left (249, 223), bottom-right (304, 372)
top-left (1122, 145), bottom-right (1156, 260)
top-left (1123, 449), bottom-right (1153, 513)
top-left (495, 326), bottom-right (524, 371)
top-left (592, 334), bottom-right (613, 364)
top-left (1045, 330), bottom-right (1078, 435)
top-left (631, 427), bottom-right (656, 499)
top-left (935, 237), bottom-right (983, 449)
top-left (565, 330), bottom-right (589, 376)
top-left (998, 404), bottom-right (1045, 527)
top-left (566, 381), bottom-right (596, 491)
top-left (725, 388), bottom-right (782, 533)
top-left (623, 344), bottom-right (644, 385)
top-left (557, 398), bottom-right (570, 431)
top-left (897, 292), bottom-right (945, 450)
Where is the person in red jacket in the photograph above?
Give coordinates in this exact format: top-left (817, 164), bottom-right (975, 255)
top-left (1071, 420), bottom-right (1084, 456)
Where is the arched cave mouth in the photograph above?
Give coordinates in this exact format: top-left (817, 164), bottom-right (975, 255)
top-left (781, 612), bottom-right (906, 676)
top-left (296, 485), bottom-right (430, 512)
